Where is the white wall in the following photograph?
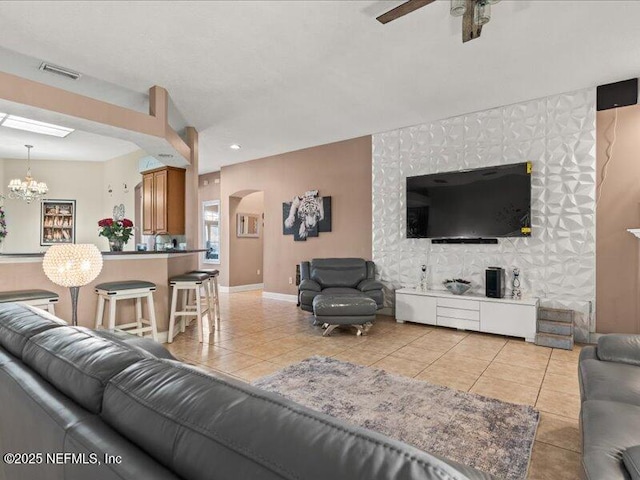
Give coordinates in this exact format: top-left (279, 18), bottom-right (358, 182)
top-left (0, 150), bottom-right (145, 253)
top-left (101, 150), bottom-right (146, 251)
top-left (372, 88), bottom-right (596, 342)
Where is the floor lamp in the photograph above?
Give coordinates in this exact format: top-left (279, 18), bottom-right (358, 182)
top-left (43, 244), bottom-right (103, 326)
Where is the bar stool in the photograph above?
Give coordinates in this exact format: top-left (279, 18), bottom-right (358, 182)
top-left (94, 281), bottom-right (158, 341)
top-left (189, 269), bottom-right (220, 330)
top-left (0, 290), bottom-right (59, 315)
top-left (168, 272), bottom-right (211, 343)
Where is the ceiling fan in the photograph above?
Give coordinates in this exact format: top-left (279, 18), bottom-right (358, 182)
top-left (377, 0), bottom-right (501, 43)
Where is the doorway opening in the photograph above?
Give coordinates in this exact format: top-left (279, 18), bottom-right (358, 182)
top-left (228, 190), bottom-right (264, 291)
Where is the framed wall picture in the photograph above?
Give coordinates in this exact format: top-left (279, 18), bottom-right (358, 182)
top-left (41, 200), bottom-right (76, 246)
top-left (283, 190), bottom-right (331, 241)
top-left (237, 213), bottom-right (260, 238)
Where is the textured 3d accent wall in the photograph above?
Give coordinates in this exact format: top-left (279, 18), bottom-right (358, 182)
top-left (372, 88), bottom-right (596, 342)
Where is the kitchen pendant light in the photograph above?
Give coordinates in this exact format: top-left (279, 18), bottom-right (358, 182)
top-left (7, 145), bottom-right (49, 204)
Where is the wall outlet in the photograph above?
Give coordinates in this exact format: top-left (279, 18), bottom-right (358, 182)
top-left (257, 269), bottom-right (261, 275)
top-left (288, 277), bottom-right (293, 285)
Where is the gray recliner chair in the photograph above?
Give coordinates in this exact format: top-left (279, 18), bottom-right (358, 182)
top-left (298, 258), bottom-right (384, 312)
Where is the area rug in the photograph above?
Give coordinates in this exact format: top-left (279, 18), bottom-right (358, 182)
top-left (253, 356), bottom-right (539, 480)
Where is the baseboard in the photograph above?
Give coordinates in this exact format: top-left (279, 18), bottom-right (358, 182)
top-left (219, 283), bottom-right (264, 293)
top-left (262, 291), bottom-right (298, 303)
top-left (157, 331), bottom-right (169, 344)
top-left (378, 307), bottom-right (394, 317)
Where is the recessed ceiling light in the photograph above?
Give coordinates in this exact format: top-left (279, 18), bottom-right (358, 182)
top-left (230, 144), bottom-right (241, 150)
top-left (0, 114), bottom-right (74, 138)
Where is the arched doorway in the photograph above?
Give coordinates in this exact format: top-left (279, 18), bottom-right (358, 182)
top-left (228, 190), bottom-right (264, 291)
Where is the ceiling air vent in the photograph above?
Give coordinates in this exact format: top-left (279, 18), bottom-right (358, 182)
top-left (38, 62), bottom-right (81, 80)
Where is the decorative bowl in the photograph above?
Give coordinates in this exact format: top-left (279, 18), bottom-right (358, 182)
top-left (444, 281), bottom-right (471, 295)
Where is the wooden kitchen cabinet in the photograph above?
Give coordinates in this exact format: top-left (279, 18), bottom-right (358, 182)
top-left (142, 166), bottom-right (185, 235)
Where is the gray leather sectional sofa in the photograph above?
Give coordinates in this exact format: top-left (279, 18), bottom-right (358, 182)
top-left (0, 303), bottom-right (491, 480)
top-left (298, 258), bottom-right (384, 311)
top-left (579, 335), bottom-right (640, 479)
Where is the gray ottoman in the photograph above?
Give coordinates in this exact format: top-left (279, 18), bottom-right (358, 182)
top-left (312, 295), bottom-right (377, 337)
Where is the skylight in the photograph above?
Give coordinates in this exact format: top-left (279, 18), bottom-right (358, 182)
top-left (0, 114), bottom-right (74, 138)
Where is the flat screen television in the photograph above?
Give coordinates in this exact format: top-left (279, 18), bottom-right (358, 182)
top-left (406, 162), bottom-right (531, 239)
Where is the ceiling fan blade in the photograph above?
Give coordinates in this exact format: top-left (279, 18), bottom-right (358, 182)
top-left (376, 0), bottom-right (436, 24)
top-left (462, 0), bottom-right (482, 42)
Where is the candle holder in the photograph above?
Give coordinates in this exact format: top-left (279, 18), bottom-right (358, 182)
top-left (419, 265), bottom-right (429, 292)
top-left (512, 267), bottom-right (522, 300)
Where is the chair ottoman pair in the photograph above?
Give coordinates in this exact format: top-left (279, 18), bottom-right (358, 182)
top-left (299, 258), bottom-right (384, 336)
top-left (312, 295), bottom-right (377, 336)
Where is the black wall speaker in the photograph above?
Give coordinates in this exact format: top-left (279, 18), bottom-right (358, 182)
top-left (485, 267), bottom-right (505, 299)
top-left (597, 78), bottom-right (638, 111)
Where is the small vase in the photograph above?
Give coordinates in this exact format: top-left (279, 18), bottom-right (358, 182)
top-left (109, 239), bottom-right (124, 252)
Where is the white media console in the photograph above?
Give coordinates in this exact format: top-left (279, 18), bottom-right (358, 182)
top-left (395, 288), bottom-right (539, 342)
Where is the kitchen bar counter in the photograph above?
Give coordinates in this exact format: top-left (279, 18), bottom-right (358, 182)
top-left (0, 249), bottom-right (207, 263)
top-left (0, 248), bottom-right (206, 258)
top-left (104, 248), bottom-right (207, 255)
top-left (0, 250), bottom-right (206, 339)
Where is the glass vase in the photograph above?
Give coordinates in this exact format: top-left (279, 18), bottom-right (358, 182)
top-left (109, 239), bottom-right (124, 252)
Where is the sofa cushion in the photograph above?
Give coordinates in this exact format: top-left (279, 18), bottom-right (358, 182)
top-left (580, 358), bottom-right (640, 405)
top-left (321, 287), bottom-right (361, 296)
top-left (597, 334), bottom-right (640, 366)
top-left (22, 326), bottom-right (151, 414)
top-left (64, 417), bottom-right (180, 480)
top-left (0, 303), bottom-right (65, 358)
top-left (310, 258), bottom-right (367, 288)
top-left (92, 329), bottom-right (175, 360)
top-left (102, 359), bottom-right (491, 480)
top-left (582, 400), bottom-right (640, 480)
top-left (623, 445), bottom-right (640, 480)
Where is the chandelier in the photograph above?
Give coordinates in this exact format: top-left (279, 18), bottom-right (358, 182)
top-left (7, 145), bottom-right (48, 204)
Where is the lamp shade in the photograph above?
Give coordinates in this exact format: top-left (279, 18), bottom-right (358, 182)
top-left (43, 244), bottom-right (103, 288)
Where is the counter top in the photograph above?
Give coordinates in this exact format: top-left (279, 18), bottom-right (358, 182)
top-left (396, 287), bottom-right (539, 306)
top-left (0, 249), bottom-right (207, 263)
top-left (103, 249), bottom-right (207, 256)
top-left (0, 249), bottom-right (206, 257)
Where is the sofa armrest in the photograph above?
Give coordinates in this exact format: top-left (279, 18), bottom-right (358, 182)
top-left (299, 279), bottom-right (321, 292)
top-left (357, 279), bottom-right (384, 292)
top-left (597, 334), bottom-right (640, 366)
top-left (623, 446), bottom-right (640, 480)
top-left (299, 261), bottom-right (311, 281)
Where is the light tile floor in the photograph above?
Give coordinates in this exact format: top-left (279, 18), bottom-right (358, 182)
top-left (166, 291), bottom-right (582, 479)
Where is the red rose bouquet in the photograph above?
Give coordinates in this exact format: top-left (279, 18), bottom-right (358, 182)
top-left (98, 217), bottom-right (134, 245)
